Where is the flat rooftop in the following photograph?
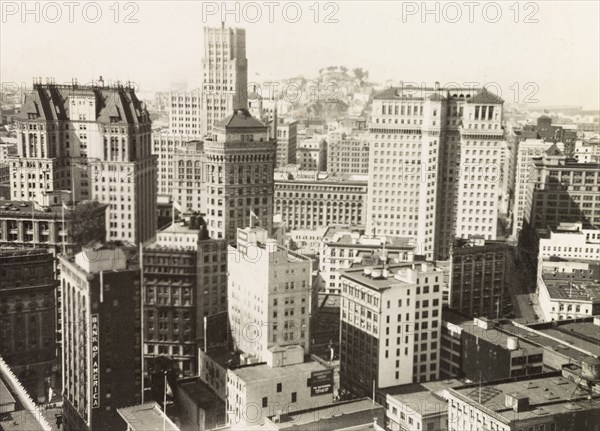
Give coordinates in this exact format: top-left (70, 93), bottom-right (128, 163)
top-left (383, 379), bottom-right (461, 415)
top-left (340, 263), bottom-right (438, 292)
top-left (178, 379), bottom-right (223, 412)
top-left (494, 320), bottom-right (600, 362)
top-left (449, 373), bottom-right (600, 420)
top-left (231, 359), bottom-right (329, 383)
top-left (458, 320), bottom-right (541, 351)
top-left (542, 278), bottom-right (600, 302)
top-left (118, 402), bottom-right (179, 431)
top-left (270, 398), bottom-right (383, 428)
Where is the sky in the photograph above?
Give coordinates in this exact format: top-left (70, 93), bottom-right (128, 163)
top-left (1, 1), bottom-right (599, 109)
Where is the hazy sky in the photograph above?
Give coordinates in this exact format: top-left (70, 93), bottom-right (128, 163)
top-left (1, 1), bottom-right (599, 109)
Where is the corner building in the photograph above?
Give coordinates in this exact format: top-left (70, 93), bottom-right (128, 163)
top-left (339, 263), bottom-right (444, 402)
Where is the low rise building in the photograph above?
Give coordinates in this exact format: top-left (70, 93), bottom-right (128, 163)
top-left (117, 402), bottom-right (180, 431)
top-left (538, 222), bottom-right (600, 261)
top-left (446, 370), bottom-right (600, 431)
top-left (226, 352), bottom-right (335, 428)
top-left (274, 173), bottom-right (367, 231)
top-left (384, 379), bottom-right (460, 431)
top-left (537, 260), bottom-right (600, 321)
top-left (262, 398), bottom-right (385, 431)
top-left (296, 136), bottom-right (326, 172)
top-left (441, 316), bottom-right (544, 383)
top-left (175, 377), bottom-right (225, 430)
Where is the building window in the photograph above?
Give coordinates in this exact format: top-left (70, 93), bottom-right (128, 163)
top-left (262, 397), bottom-right (268, 408)
top-left (276, 383), bottom-right (282, 393)
top-left (291, 392), bottom-right (297, 403)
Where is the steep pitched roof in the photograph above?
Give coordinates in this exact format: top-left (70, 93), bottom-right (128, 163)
top-left (214, 109), bottom-right (266, 130)
top-left (467, 88), bottom-right (504, 104)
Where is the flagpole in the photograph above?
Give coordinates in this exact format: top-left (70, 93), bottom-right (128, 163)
top-left (32, 203), bottom-right (35, 249)
top-left (163, 371), bottom-right (167, 431)
top-left (61, 202), bottom-right (66, 255)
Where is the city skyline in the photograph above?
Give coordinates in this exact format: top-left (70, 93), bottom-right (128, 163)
top-left (1, 1), bottom-right (599, 109)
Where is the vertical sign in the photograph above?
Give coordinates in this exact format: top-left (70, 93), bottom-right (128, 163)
top-left (91, 314), bottom-right (100, 409)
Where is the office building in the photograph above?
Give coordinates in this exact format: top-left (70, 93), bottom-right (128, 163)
top-left (367, 86), bottom-right (507, 260)
top-left (339, 263), bottom-right (444, 399)
top-left (201, 26), bottom-right (248, 136)
top-left (538, 222), bottom-right (600, 261)
top-left (204, 109), bottom-right (276, 243)
top-left (262, 398), bottom-right (385, 431)
top-left (228, 226), bottom-right (312, 361)
top-left (384, 379), bottom-right (459, 431)
top-left (275, 118), bottom-right (298, 167)
top-left (537, 260), bottom-right (600, 321)
top-left (296, 136), bottom-right (327, 171)
top-left (226, 351), bottom-right (334, 428)
top-left (0, 249), bottom-right (57, 399)
top-left (172, 141), bottom-right (206, 212)
top-left (441, 316), bottom-right (544, 382)
top-left (512, 139), bottom-right (560, 237)
top-left (143, 215), bottom-right (227, 378)
top-left (318, 225), bottom-right (415, 294)
top-left (274, 173), bottom-right (367, 231)
top-left (11, 81), bottom-right (157, 244)
top-left (449, 238), bottom-right (512, 319)
top-left (60, 246), bottom-right (142, 431)
top-left (446, 370), bottom-right (600, 431)
top-left (152, 130), bottom-right (196, 198)
top-left (531, 150), bottom-right (600, 230)
top-left (326, 131), bottom-right (369, 175)
top-left (168, 90), bottom-right (202, 136)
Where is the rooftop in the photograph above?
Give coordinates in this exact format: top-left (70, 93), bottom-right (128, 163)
top-left (177, 378), bottom-right (223, 412)
top-left (384, 380), bottom-right (461, 415)
top-left (448, 372), bottom-right (600, 421)
top-left (269, 398), bottom-right (384, 429)
top-left (214, 109), bottom-right (266, 130)
top-left (230, 359), bottom-right (329, 383)
top-left (117, 402), bottom-right (180, 431)
top-left (340, 263), bottom-right (439, 292)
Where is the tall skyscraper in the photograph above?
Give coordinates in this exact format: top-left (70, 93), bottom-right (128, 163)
top-left (201, 26), bottom-right (248, 136)
top-left (204, 109), bottom-right (276, 243)
top-left (367, 86), bottom-right (508, 260)
top-left (60, 246), bottom-right (142, 431)
top-left (12, 80), bottom-right (157, 244)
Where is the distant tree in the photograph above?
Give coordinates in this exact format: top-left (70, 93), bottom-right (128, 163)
top-left (288, 238), bottom-right (299, 251)
top-left (326, 66), bottom-right (336, 72)
top-left (340, 66), bottom-right (348, 74)
top-left (68, 201), bottom-right (106, 247)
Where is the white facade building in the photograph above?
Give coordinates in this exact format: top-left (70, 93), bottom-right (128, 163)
top-left (539, 222), bottom-right (600, 261)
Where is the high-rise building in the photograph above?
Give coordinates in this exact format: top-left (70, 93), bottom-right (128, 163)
top-left (367, 86), bottom-right (508, 260)
top-left (512, 139), bottom-right (563, 237)
top-left (0, 249), bottom-right (57, 399)
top-left (143, 215), bottom-right (228, 377)
top-left (152, 130), bottom-right (197, 199)
top-left (449, 238), bottom-right (512, 319)
top-left (60, 246), bottom-right (142, 431)
top-left (201, 26), bottom-right (248, 136)
top-left (326, 131), bottom-right (370, 175)
top-left (12, 81), bottom-right (157, 244)
top-left (339, 262), bottom-right (444, 400)
top-left (275, 118), bottom-right (298, 167)
top-left (172, 141), bottom-right (206, 212)
top-left (228, 226), bottom-right (312, 362)
top-left (168, 89), bottom-right (202, 136)
top-left (531, 150), bottom-right (600, 230)
top-left (204, 109), bottom-right (276, 243)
